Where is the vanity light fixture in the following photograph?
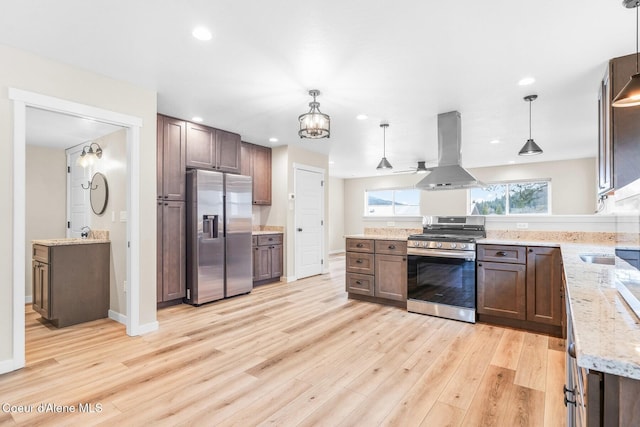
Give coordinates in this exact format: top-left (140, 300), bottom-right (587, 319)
top-left (613, 0), bottom-right (640, 107)
top-left (376, 123), bottom-right (393, 170)
top-left (518, 95), bottom-right (543, 156)
top-left (76, 142), bottom-right (103, 168)
top-left (298, 89), bottom-right (330, 139)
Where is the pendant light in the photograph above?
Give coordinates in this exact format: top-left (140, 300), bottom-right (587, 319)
top-left (518, 95), bottom-right (543, 156)
top-left (298, 89), bottom-right (330, 139)
top-left (613, 0), bottom-right (640, 107)
top-left (376, 123), bottom-right (393, 169)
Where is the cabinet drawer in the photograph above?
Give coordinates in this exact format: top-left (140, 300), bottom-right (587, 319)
top-left (477, 244), bottom-right (526, 264)
top-left (346, 238), bottom-right (374, 253)
top-left (346, 252), bottom-right (375, 275)
top-left (346, 273), bottom-right (374, 296)
top-left (33, 244), bottom-right (49, 263)
top-left (257, 234), bottom-right (283, 246)
top-left (375, 240), bottom-right (407, 256)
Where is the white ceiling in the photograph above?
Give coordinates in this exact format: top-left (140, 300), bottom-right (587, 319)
top-left (26, 107), bottom-right (123, 149)
top-left (1, 1), bottom-right (635, 177)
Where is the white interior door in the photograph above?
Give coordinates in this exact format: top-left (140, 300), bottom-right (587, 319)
top-left (294, 166), bottom-right (324, 279)
top-left (66, 145), bottom-right (91, 237)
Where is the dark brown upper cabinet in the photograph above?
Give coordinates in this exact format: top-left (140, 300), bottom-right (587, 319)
top-left (157, 115), bottom-right (186, 201)
top-left (186, 122), bottom-right (241, 174)
top-left (241, 141), bottom-right (272, 205)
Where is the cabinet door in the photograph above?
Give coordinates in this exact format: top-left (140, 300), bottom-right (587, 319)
top-left (611, 54), bottom-right (640, 190)
top-left (526, 247), bottom-right (562, 326)
top-left (162, 201), bottom-right (186, 301)
top-left (477, 261), bottom-right (526, 320)
top-left (157, 115), bottom-right (164, 199)
top-left (40, 263), bottom-right (49, 319)
top-left (374, 254), bottom-right (407, 301)
top-left (157, 201), bottom-right (164, 303)
top-left (256, 245), bottom-right (272, 281)
top-left (216, 129), bottom-right (241, 173)
top-left (186, 122), bottom-right (215, 169)
top-left (32, 260), bottom-right (42, 313)
top-left (252, 145), bottom-right (272, 205)
top-left (346, 273), bottom-right (375, 296)
top-left (240, 142), bottom-right (252, 177)
top-left (270, 244), bottom-right (283, 279)
top-left (252, 245), bottom-right (259, 281)
top-left (160, 116), bottom-right (186, 201)
top-left (598, 74), bottom-right (613, 195)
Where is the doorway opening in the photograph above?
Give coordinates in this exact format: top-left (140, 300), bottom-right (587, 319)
top-left (9, 88), bottom-right (143, 372)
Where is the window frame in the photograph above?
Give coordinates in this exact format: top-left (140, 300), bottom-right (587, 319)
top-left (363, 187), bottom-right (422, 218)
top-left (468, 179), bottom-right (552, 216)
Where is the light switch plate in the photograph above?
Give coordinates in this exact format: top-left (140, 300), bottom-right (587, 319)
top-left (516, 222), bottom-right (528, 229)
top-left (120, 211), bottom-right (127, 222)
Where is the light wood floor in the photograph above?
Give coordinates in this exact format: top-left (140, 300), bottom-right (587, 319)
top-left (1, 255), bottom-right (566, 426)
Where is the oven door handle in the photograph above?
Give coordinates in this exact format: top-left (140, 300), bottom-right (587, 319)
top-left (408, 248), bottom-right (476, 260)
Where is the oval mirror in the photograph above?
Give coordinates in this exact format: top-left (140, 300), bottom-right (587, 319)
top-left (90, 172), bottom-right (109, 215)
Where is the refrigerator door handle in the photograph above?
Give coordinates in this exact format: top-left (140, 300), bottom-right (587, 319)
top-left (202, 214), bottom-right (219, 239)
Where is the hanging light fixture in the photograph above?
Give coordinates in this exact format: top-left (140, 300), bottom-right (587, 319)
top-left (518, 95), bottom-right (543, 156)
top-left (298, 89), bottom-right (330, 139)
top-left (376, 123), bottom-right (393, 169)
top-left (75, 142), bottom-right (103, 168)
top-left (613, 0), bottom-right (640, 107)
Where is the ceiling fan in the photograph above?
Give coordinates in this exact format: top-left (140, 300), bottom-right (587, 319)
top-left (393, 160), bottom-right (435, 174)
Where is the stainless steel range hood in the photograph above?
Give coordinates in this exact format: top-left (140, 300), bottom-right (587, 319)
top-left (416, 111), bottom-right (484, 191)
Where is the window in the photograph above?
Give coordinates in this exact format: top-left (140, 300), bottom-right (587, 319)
top-left (469, 181), bottom-right (550, 215)
top-left (365, 188), bottom-right (421, 216)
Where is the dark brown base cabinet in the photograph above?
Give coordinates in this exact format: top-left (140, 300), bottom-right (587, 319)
top-left (345, 238), bottom-right (407, 307)
top-left (253, 234), bottom-right (283, 285)
top-left (477, 244), bottom-right (563, 337)
top-left (32, 243), bottom-right (110, 328)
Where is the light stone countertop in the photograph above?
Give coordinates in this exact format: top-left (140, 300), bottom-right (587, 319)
top-left (252, 231), bottom-right (283, 236)
top-left (344, 234), bottom-right (410, 242)
top-left (33, 238), bottom-right (111, 246)
top-left (561, 243), bottom-right (640, 380)
top-left (477, 238), bottom-right (561, 247)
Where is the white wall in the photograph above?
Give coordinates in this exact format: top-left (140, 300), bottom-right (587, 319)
top-left (89, 129), bottom-right (128, 316)
top-left (328, 177), bottom-right (345, 253)
top-left (343, 158), bottom-right (597, 235)
top-left (0, 43), bottom-right (157, 366)
top-left (25, 146), bottom-right (67, 300)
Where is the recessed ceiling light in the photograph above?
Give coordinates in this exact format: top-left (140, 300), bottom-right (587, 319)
top-left (269, 137), bottom-right (278, 143)
top-left (192, 116), bottom-right (203, 122)
top-left (192, 27), bottom-right (212, 41)
top-left (518, 77), bottom-right (535, 86)
top-left (356, 114), bottom-right (368, 120)
top-left (489, 139), bottom-right (500, 144)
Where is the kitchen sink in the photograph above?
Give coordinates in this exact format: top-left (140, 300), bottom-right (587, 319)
top-left (579, 253), bottom-right (615, 265)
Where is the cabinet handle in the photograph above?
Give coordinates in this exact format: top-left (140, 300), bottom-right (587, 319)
top-left (163, 195), bottom-right (168, 199)
top-left (496, 251), bottom-right (507, 257)
top-left (402, 258), bottom-right (406, 261)
top-left (478, 263), bottom-right (483, 267)
top-left (355, 259), bottom-right (363, 264)
top-left (268, 238), bottom-right (273, 241)
top-left (388, 245), bottom-right (396, 249)
top-left (356, 243), bottom-right (363, 248)
top-left (355, 280), bottom-right (362, 285)
top-left (529, 248), bottom-right (534, 253)
top-left (255, 247), bottom-right (258, 251)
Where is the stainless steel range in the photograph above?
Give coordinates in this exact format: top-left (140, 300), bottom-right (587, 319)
top-left (407, 216), bottom-right (485, 323)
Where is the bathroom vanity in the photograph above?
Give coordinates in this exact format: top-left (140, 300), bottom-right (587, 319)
top-left (32, 239), bottom-right (110, 328)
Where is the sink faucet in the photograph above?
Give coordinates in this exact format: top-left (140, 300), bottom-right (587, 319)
top-left (80, 226), bottom-right (91, 239)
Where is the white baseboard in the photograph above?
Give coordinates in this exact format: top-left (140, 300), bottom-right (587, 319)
top-left (108, 310), bottom-right (126, 325)
top-left (138, 321), bottom-right (159, 335)
top-left (0, 358), bottom-right (18, 375)
top-left (24, 295), bottom-right (32, 304)
top-left (329, 249), bottom-right (345, 255)
top-left (284, 275), bottom-right (297, 283)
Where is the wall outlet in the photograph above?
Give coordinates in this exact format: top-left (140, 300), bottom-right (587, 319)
top-left (123, 280), bottom-right (127, 293)
top-left (119, 211), bottom-right (127, 222)
top-left (387, 221), bottom-right (396, 226)
top-left (516, 222), bottom-right (529, 229)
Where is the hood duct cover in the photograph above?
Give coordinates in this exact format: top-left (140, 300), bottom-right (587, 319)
top-left (416, 111), bottom-right (484, 190)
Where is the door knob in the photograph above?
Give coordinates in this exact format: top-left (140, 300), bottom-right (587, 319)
top-left (297, 228), bottom-right (303, 232)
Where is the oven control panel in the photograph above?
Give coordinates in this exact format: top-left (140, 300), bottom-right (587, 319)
top-left (407, 240), bottom-right (475, 251)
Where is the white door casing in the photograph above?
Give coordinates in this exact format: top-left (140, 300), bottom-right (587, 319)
top-left (294, 164), bottom-right (325, 280)
top-left (7, 88), bottom-right (145, 375)
top-left (66, 145), bottom-right (91, 238)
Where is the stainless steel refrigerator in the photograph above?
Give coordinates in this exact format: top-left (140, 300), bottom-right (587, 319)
top-left (185, 169), bottom-right (253, 305)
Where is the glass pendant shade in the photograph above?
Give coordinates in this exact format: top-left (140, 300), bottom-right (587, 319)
top-left (612, 73), bottom-right (640, 107)
top-left (298, 90), bottom-right (330, 139)
top-left (75, 143), bottom-right (103, 168)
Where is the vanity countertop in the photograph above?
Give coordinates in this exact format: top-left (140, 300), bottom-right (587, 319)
top-left (561, 243), bottom-right (640, 380)
top-left (33, 238), bottom-right (110, 247)
top-left (252, 231), bottom-right (283, 236)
